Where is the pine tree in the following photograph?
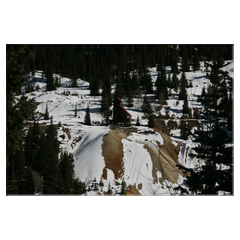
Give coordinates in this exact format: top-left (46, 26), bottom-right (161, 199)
top-left (75, 104), bottom-right (77, 117)
top-left (101, 85), bottom-right (110, 112)
top-left (46, 65), bottom-right (56, 91)
top-left (127, 90), bottom-right (134, 107)
top-left (131, 73), bottom-right (138, 94)
top-left (182, 53), bottom-right (233, 195)
top-left (179, 71), bottom-right (187, 101)
top-left (71, 62), bottom-right (78, 87)
top-left (43, 123), bottom-right (63, 194)
top-left (140, 68), bottom-right (153, 94)
top-left (114, 74), bottom-right (123, 99)
top-left (192, 49), bottom-right (200, 71)
top-left (156, 67), bottom-right (168, 104)
top-left (103, 110), bottom-right (111, 126)
top-left (99, 177), bottom-right (104, 187)
top-left (90, 77), bottom-right (100, 96)
top-left (183, 98), bottom-right (189, 115)
top-left (142, 94), bottom-right (152, 115)
top-left (84, 104), bottom-right (91, 125)
top-left (107, 182), bottom-right (112, 195)
top-left (172, 68), bottom-right (179, 90)
top-left (136, 116), bottom-right (140, 126)
top-left (181, 45), bottom-right (190, 72)
top-left (59, 151), bottom-right (75, 194)
top-left (120, 178), bottom-right (126, 195)
top-left (180, 121), bottom-right (188, 140)
top-left (169, 45), bottom-right (179, 73)
top-left (24, 121), bottom-right (41, 169)
top-left (44, 103), bottom-right (50, 120)
top-left (148, 114), bottom-right (155, 128)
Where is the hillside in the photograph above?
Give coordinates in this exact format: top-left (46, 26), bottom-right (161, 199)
top-left (22, 60), bottom-right (233, 195)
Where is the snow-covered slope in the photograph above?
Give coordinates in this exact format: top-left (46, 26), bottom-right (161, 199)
top-left (22, 60), bottom-right (233, 195)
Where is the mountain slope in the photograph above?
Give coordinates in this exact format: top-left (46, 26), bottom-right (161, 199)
top-left (21, 60), bottom-right (233, 195)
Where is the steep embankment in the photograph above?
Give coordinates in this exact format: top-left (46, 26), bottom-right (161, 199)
top-left (72, 125), bottom-right (186, 195)
top-left (102, 129), bottom-right (126, 180)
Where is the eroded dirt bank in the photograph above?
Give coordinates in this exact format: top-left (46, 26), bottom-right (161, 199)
top-left (102, 129), bottom-right (127, 180)
top-left (101, 127), bottom-right (185, 194)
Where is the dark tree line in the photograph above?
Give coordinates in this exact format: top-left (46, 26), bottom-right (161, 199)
top-left (176, 46), bottom-right (233, 195)
top-left (6, 45), bottom-right (86, 195)
top-left (23, 44), bottom-right (233, 93)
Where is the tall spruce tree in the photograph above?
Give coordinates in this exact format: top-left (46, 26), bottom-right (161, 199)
top-left (192, 48), bottom-right (200, 71)
top-left (44, 103), bottom-right (50, 120)
top-left (74, 104), bottom-right (77, 117)
top-left (140, 68), bottom-right (153, 94)
top-left (170, 45), bottom-right (179, 73)
top-left (43, 122), bottom-right (63, 194)
top-left (101, 85), bottom-right (109, 112)
top-left (172, 68), bottom-right (179, 90)
top-left (59, 151), bottom-right (75, 194)
top-left (46, 64), bottom-right (56, 91)
top-left (84, 104), bottom-right (91, 125)
top-left (148, 114), bottom-right (155, 128)
top-left (180, 53), bottom-right (233, 195)
top-left (142, 94), bottom-right (152, 115)
top-left (179, 71), bottom-right (187, 101)
top-left (156, 67), bottom-right (168, 104)
top-left (114, 74), bottom-right (123, 99)
top-left (180, 45), bottom-right (190, 72)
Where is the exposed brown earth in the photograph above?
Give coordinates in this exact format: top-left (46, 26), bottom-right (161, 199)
top-left (154, 129), bottom-right (181, 163)
top-left (101, 129), bottom-right (127, 180)
top-left (126, 184), bottom-right (141, 195)
top-left (144, 142), bottom-right (184, 185)
top-left (101, 127), bottom-right (186, 193)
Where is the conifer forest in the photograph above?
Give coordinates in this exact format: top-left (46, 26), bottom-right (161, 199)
top-left (6, 44), bottom-right (233, 195)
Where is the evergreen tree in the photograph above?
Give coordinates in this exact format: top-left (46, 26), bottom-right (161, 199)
top-left (156, 45), bottom-right (166, 70)
top-left (90, 77), bottom-right (100, 96)
top-left (59, 151), bottom-right (75, 194)
top-left (43, 123), bottom-right (63, 194)
top-left (156, 67), bottom-right (168, 104)
top-left (114, 74), bottom-right (123, 99)
top-left (172, 68), bottom-right (179, 90)
top-left (169, 45), bottom-right (179, 73)
top-left (101, 85), bottom-right (110, 112)
top-left (120, 178), bottom-right (127, 195)
top-left (140, 68), bottom-right (153, 94)
top-left (46, 65), bottom-right (56, 91)
top-left (180, 45), bottom-right (190, 72)
top-left (136, 116), bottom-right (140, 126)
top-left (99, 177), bottom-right (104, 187)
top-left (131, 73), bottom-right (138, 94)
top-left (183, 98), bottom-right (189, 115)
top-left (44, 103), bottom-right (50, 120)
top-left (84, 104), bottom-right (91, 125)
top-left (179, 71), bottom-right (187, 101)
top-left (148, 114), bottom-right (155, 128)
top-left (180, 122), bottom-right (188, 140)
top-left (103, 110), bottom-right (111, 126)
top-left (181, 54), bottom-right (233, 195)
top-left (24, 121), bottom-right (41, 169)
top-left (127, 90), bottom-right (134, 107)
top-left (192, 49), bottom-right (200, 71)
top-left (107, 182), bottom-right (112, 195)
top-left (142, 94), bottom-right (152, 115)
top-left (75, 104), bottom-right (77, 117)
top-left (71, 62), bottom-right (78, 87)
